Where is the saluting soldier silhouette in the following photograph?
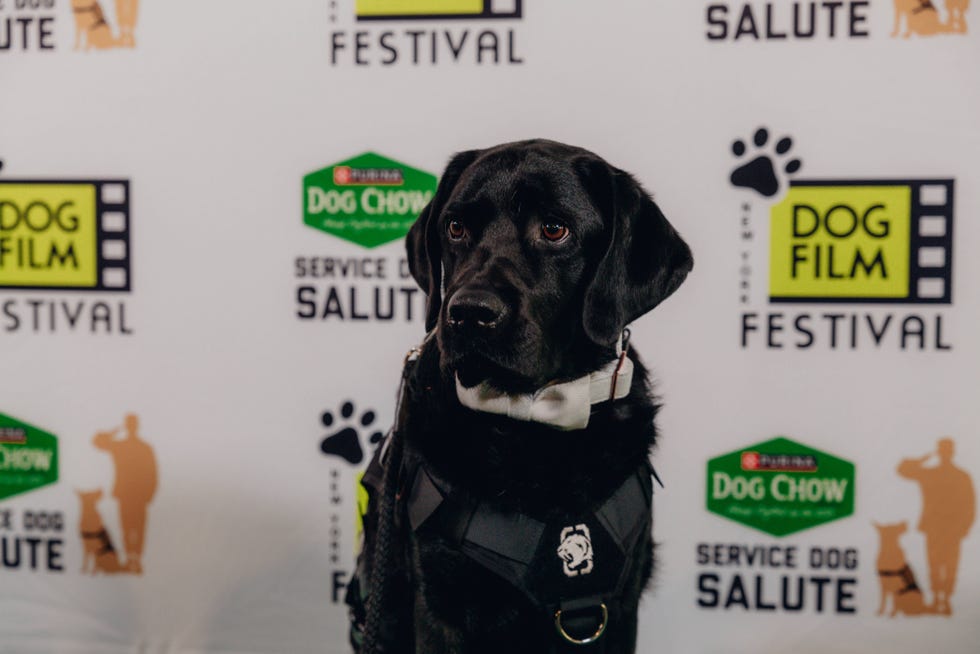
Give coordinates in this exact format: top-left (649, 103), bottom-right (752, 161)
top-left (897, 438), bottom-right (975, 615)
top-left (92, 413), bottom-right (158, 574)
top-left (115, 0), bottom-right (139, 47)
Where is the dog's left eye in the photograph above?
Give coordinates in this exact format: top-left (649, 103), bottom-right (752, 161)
top-left (447, 219), bottom-right (466, 240)
top-left (541, 222), bottom-right (569, 242)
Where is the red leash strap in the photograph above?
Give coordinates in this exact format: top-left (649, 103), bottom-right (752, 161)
top-left (608, 328), bottom-right (631, 401)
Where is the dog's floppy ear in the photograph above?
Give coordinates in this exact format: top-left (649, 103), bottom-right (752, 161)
top-left (407, 149), bottom-right (480, 331)
top-left (578, 159), bottom-right (693, 346)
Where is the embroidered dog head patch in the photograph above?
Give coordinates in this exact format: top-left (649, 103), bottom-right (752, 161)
top-left (557, 524), bottom-right (594, 577)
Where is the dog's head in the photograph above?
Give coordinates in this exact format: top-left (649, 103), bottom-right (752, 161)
top-left (76, 488), bottom-right (103, 505)
top-left (408, 140), bottom-right (692, 392)
top-left (873, 521), bottom-right (909, 539)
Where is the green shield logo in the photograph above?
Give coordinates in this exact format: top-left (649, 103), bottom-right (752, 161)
top-left (706, 436), bottom-right (855, 537)
top-left (303, 152), bottom-right (438, 248)
top-left (0, 413), bottom-right (59, 501)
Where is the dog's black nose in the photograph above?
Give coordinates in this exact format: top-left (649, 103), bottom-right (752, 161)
top-left (447, 290), bottom-right (509, 332)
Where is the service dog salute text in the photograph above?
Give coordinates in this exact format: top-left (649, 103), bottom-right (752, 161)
top-left (0, 508), bottom-right (65, 572)
top-left (295, 256), bottom-right (424, 322)
top-left (696, 543), bottom-right (858, 613)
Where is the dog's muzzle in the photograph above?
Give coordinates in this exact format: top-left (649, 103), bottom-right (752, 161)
top-left (445, 288), bottom-right (512, 335)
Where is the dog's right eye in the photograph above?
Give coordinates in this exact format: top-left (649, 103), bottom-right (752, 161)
top-left (541, 222), bottom-right (569, 242)
top-left (447, 219), bottom-right (466, 240)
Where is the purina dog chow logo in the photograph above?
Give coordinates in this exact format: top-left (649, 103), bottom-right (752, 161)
top-left (304, 153), bottom-right (437, 248)
top-left (729, 127), bottom-right (954, 351)
top-left (707, 437), bottom-right (855, 537)
top-left (1, 0), bottom-right (141, 53)
top-left (295, 152), bottom-right (430, 323)
top-left (0, 412), bottom-right (58, 501)
top-left (704, 0), bottom-right (970, 40)
top-left (329, 0), bottom-right (525, 66)
top-left (697, 436), bottom-right (860, 615)
top-left (0, 163), bottom-right (134, 334)
top-left (1, 411), bottom-right (64, 573)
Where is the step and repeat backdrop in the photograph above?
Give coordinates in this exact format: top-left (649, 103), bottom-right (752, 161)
top-left (1, 1), bottom-right (978, 652)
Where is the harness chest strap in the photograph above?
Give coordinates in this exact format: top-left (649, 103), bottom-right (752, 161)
top-left (350, 336), bottom-right (656, 650)
top-left (355, 449), bottom-right (655, 647)
top-left (81, 529), bottom-right (117, 555)
top-left (878, 564), bottom-right (921, 594)
top-left (403, 458), bottom-right (654, 641)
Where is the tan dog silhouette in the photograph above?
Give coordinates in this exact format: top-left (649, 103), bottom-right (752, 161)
top-left (873, 522), bottom-right (933, 616)
top-left (71, 0), bottom-right (121, 50)
top-left (892, 0), bottom-right (953, 36)
top-left (77, 489), bottom-right (124, 574)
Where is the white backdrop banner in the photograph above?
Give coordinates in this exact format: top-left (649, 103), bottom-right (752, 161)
top-left (1, 0), bottom-right (978, 652)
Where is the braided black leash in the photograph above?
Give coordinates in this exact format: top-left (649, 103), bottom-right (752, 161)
top-left (361, 345), bottom-right (420, 654)
top-left (361, 431), bottom-right (403, 653)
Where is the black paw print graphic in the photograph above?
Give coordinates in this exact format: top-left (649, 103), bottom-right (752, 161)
top-left (319, 401), bottom-right (384, 465)
top-left (729, 127), bottom-right (802, 198)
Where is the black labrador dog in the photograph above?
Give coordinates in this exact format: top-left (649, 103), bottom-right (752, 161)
top-left (349, 139), bottom-right (692, 654)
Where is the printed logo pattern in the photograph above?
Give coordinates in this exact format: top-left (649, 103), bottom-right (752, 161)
top-left (79, 413), bottom-right (157, 575)
top-left (0, 412), bottom-right (58, 501)
top-left (558, 524), bottom-right (594, 577)
top-left (356, 0), bottom-right (522, 21)
top-left (315, 399), bottom-right (383, 606)
top-left (730, 128), bottom-right (956, 351)
top-left (330, 0), bottom-right (525, 65)
top-left (71, 0), bottom-right (140, 50)
top-left (730, 128), bottom-right (802, 198)
top-left (705, 0), bottom-right (971, 40)
top-left (769, 179), bottom-right (954, 304)
top-left (0, 180), bottom-right (132, 291)
top-left (875, 438), bottom-right (975, 616)
top-left (892, 0), bottom-right (971, 37)
top-left (319, 400), bottom-right (384, 465)
top-left (0, 1), bottom-right (140, 52)
top-left (304, 153), bottom-right (436, 248)
top-left (707, 437), bottom-right (855, 536)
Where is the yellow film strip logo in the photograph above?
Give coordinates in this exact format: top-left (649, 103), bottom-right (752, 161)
top-left (356, 0), bottom-right (521, 20)
top-left (769, 180), bottom-right (953, 303)
top-left (0, 180), bottom-right (131, 291)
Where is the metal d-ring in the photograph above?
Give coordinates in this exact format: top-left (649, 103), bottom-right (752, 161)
top-left (553, 603), bottom-right (608, 646)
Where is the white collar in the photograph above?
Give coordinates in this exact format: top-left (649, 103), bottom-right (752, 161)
top-left (454, 335), bottom-right (633, 432)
